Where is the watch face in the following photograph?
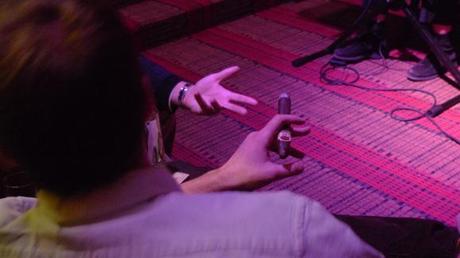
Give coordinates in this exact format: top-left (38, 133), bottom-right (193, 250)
top-left (277, 130), bottom-right (292, 142)
top-left (178, 84), bottom-right (189, 105)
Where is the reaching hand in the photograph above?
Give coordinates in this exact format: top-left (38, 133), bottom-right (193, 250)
top-left (182, 66), bottom-right (257, 115)
top-left (215, 114), bottom-right (310, 189)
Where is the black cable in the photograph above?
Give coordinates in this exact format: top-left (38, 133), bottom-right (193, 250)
top-left (295, 0), bottom-right (460, 144)
top-left (319, 61), bottom-right (460, 145)
top-left (368, 44), bottom-right (408, 73)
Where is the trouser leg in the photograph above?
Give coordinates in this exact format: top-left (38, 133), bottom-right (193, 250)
top-left (337, 215), bottom-right (459, 258)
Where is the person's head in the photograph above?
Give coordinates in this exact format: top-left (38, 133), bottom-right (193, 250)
top-left (0, 0), bottom-right (147, 196)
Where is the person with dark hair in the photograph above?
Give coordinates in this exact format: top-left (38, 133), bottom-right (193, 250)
top-left (332, 0), bottom-right (459, 81)
top-left (0, 0), bottom-right (317, 193)
top-left (0, 0), bottom-right (383, 257)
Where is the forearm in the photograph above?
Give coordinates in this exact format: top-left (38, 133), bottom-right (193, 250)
top-left (181, 168), bottom-right (231, 193)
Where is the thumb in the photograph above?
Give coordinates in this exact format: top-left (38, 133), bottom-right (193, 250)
top-left (285, 162), bottom-right (305, 174)
top-left (270, 161), bottom-right (305, 178)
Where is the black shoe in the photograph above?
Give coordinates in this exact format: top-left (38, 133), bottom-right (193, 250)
top-left (407, 53), bottom-right (457, 81)
top-left (333, 22), bottom-right (387, 63)
top-left (333, 39), bottom-right (382, 62)
top-left (407, 34), bottom-right (457, 81)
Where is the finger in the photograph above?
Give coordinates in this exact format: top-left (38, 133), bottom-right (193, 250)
top-left (228, 92), bottom-right (258, 105)
top-left (223, 102), bottom-right (248, 115)
top-left (270, 161), bottom-right (305, 177)
top-left (194, 93), bottom-right (214, 114)
top-left (260, 115), bottom-right (306, 139)
top-left (210, 99), bottom-right (222, 114)
top-left (285, 161), bottom-right (305, 174)
top-left (212, 66), bottom-right (240, 82)
top-left (290, 125), bottom-right (310, 137)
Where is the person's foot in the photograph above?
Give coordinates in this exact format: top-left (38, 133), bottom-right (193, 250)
top-left (407, 54), bottom-right (456, 81)
top-left (332, 22), bottom-right (387, 63)
top-left (333, 39), bottom-right (382, 62)
top-left (407, 34), bottom-right (457, 81)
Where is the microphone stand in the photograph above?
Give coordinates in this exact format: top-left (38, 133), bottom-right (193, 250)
top-left (292, 0), bottom-right (375, 67)
top-left (292, 0), bottom-right (382, 67)
top-left (292, 28), bottom-right (355, 67)
top-left (292, 0), bottom-right (460, 116)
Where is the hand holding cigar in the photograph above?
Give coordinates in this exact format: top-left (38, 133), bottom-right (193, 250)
top-left (277, 93), bottom-right (291, 159)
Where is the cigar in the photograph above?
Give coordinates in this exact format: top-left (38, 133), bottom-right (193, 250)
top-left (278, 93), bottom-right (291, 159)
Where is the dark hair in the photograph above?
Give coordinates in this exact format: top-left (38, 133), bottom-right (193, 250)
top-left (0, 0), bottom-right (146, 196)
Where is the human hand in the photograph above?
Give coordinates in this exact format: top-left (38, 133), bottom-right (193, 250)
top-left (215, 114), bottom-right (310, 189)
top-left (182, 66), bottom-right (257, 115)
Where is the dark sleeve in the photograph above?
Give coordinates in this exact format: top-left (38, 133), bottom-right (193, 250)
top-left (139, 55), bottom-right (183, 113)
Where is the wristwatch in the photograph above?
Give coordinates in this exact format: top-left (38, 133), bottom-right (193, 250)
top-left (178, 82), bottom-right (192, 106)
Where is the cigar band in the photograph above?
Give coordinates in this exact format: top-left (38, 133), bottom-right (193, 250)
top-left (277, 130), bottom-right (292, 142)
